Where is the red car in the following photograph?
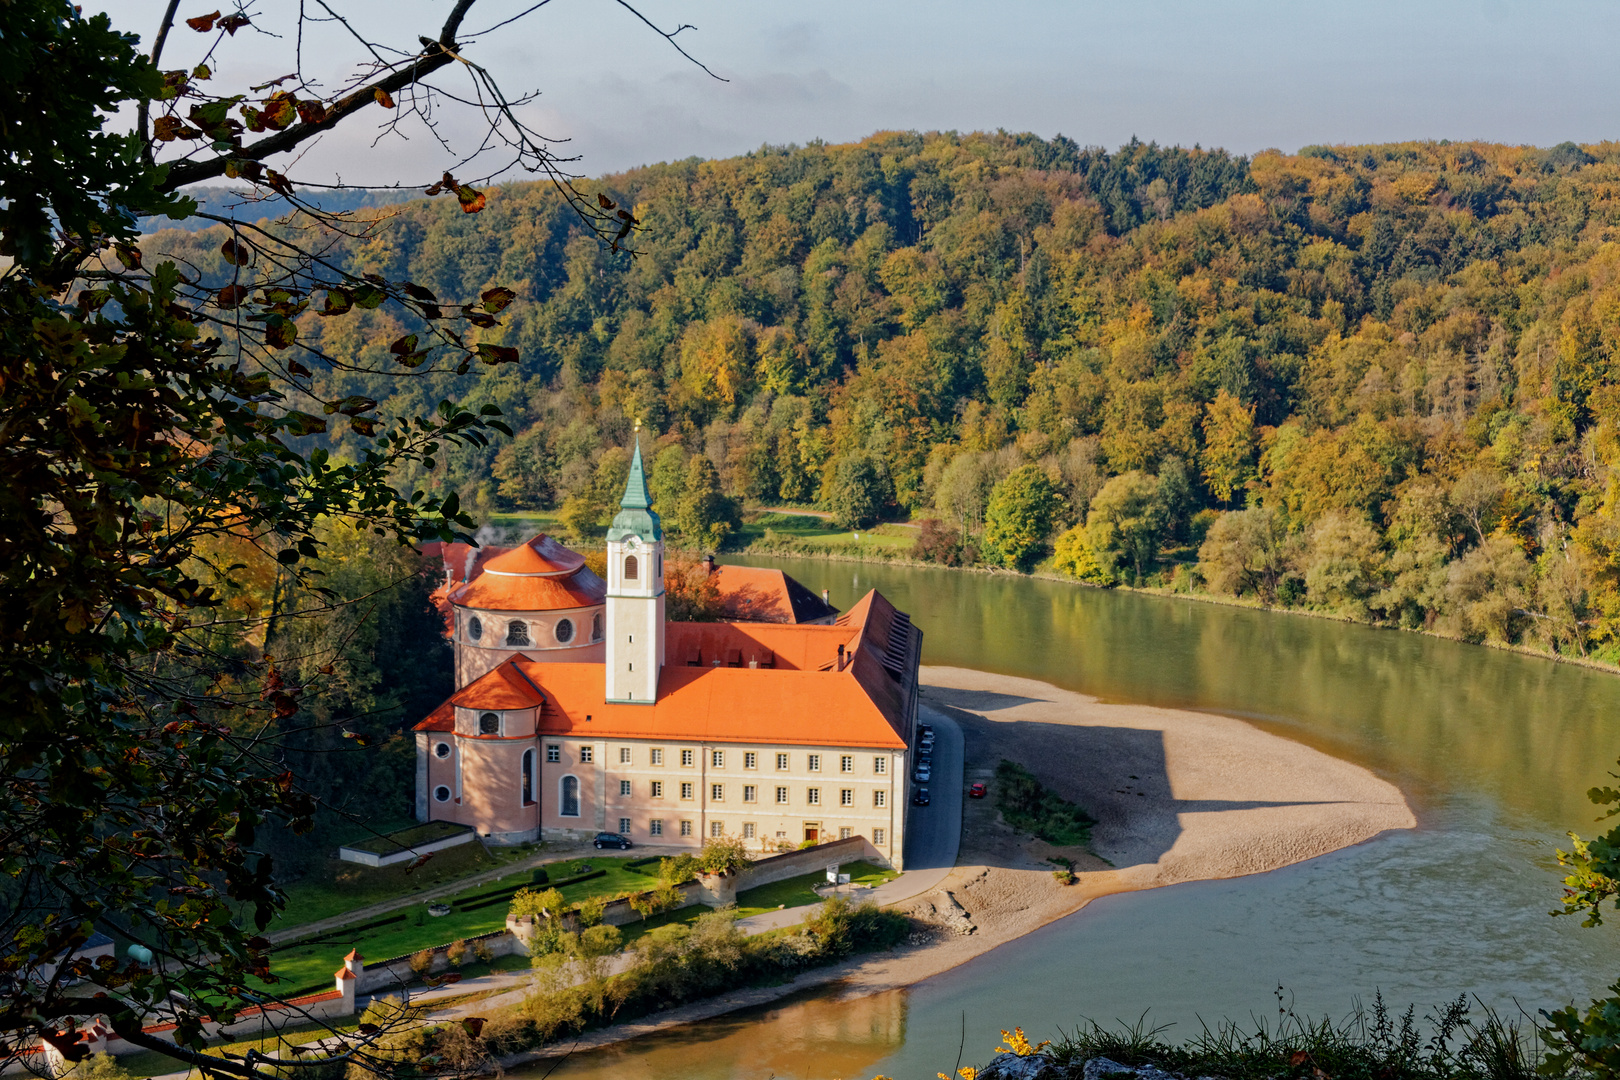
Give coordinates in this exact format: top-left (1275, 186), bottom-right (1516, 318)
top-left (968, 782), bottom-right (987, 799)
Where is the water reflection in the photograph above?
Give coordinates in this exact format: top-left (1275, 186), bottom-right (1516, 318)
top-left (513, 558), bottom-right (1620, 1080)
top-left (541, 985), bottom-right (907, 1080)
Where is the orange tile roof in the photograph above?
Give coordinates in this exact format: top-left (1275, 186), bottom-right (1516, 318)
top-left (413, 589), bottom-right (918, 747)
top-left (481, 534), bottom-right (585, 576)
top-left (448, 570), bottom-right (605, 612)
top-left (711, 565), bottom-right (837, 623)
top-left (416, 701), bottom-right (454, 731)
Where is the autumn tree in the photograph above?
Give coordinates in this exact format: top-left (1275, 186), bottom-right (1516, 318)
top-left (1086, 472), bottom-right (1166, 581)
top-left (1201, 390), bottom-right (1257, 505)
top-left (984, 466), bottom-right (1065, 570)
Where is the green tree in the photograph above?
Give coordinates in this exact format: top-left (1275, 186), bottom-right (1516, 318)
top-left (1197, 506), bottom-right (1291, 602)
top-left (1200, 389), bottom-right (1256, 505)
top-left (672, 455), bottom-right (741, 550)
top-left (1086, 471), bottom-right (1165, 580)
top-left (984, 466), bottom-right (1065, 571)
top-left (825, 453), bottom-right (891, 530)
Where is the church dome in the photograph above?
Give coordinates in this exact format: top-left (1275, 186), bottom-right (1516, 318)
top-left (448, 534), bottom-right (605, 612)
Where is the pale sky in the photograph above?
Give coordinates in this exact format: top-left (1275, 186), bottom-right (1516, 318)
top-left (104, 0), bottom-right (1617, 186)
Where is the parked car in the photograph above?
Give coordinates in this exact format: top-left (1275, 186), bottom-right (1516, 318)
top-left (912, 786), bottom-right (930, 806)
top-left (919, 723), bottom-right (933, 736)
top-left (969, 782), bottom-right (987, 798)
top-left (913, 764), bottom-right (932, 783)
top-left (919, 736), bottom-right (935, 752)
top-left (593, 832), bottom-right (633, 850)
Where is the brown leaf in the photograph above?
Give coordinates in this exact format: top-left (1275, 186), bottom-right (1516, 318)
top-left (480, 286), bottom-right (516, 313)
top-left (1289, 1052), bottom-right (1310, 1068)
top-left (114, 245), bottom-right (143, 271)
top-left (288, 359), bottom-right (312, 377)
top-left (476, 343), bottom-right (519, 365)
top-left (215, 283), bottom-right (249, 308)
top-left (185, 11), bottom-right (221, 32)
top-left (295, 100), bottom-right (329, 125)
top-left (461, 1017), bottom-right (486, 1038)
top-left (403, 283), bottom-right (437, 303)
top-left (319, 289), bottom-right (353, 317)
top-left (357, 1023), bottom-right (380, 1036)
top-left (220, 238), bottom-right (252, 266)
top-left (389, 333), bottom-right (419, 356)
top-left (456, 186), bottom-right (486, 214)
top-left (263, 316), bottom-right (297, 351)
top-left (597, 193), bottom-right (616, 210)
top-left (219, 13), bottom-right (251, 33)
top-left (374, 88), bottom-right (396, 109)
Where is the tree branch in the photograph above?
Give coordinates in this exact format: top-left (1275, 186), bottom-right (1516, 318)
top-left (138, 0), bottom-right (184, 161)
top-left (157, 0), bottom-right (480, 192)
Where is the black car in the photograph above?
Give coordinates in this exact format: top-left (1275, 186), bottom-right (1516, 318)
top-left (912, 786), bottom-right (930, 806)
top-left (593, 832), bottom-right (633, 850)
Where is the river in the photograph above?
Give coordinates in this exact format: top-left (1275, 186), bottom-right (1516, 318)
top-left (527, 556), bottom-right (1620, 1080)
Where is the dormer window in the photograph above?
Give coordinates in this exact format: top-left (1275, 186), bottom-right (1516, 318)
top-left (479, 712), bottom-right (500, 735)
top-left (506, 620), bottom-right (530, 647)
top-left (468, 615), bottom-right (482, 641)
top-left (624, 554), bottom-right (639, 581)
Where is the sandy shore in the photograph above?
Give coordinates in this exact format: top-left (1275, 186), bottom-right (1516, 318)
top-left (496, 667), bottom-right (1414, 1066)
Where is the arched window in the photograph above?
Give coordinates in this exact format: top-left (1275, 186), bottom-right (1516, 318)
top-left (505, 620), bottom-right (530, 647)
top-left (560, 775), bottom-right (580, 817)
top-left (624, 554), bottom-right (639, 582)
top-left (479, 712), bottom-right (499, 735)
top-left (554, 617), bottom-right (574, 644)
top-left (522, 749), bottom-right (535, 806)
top-left (467, 615), bottom-right (482, 641)
top-left (591, 612), bottom-right (602, 641)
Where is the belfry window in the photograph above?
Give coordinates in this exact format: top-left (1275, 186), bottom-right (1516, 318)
top-left (624, 554), bottom-right (639, 581)
top-left (506, 620), bottom-right (530, 647)
top-left (479, 712), bottom-right (499, 735)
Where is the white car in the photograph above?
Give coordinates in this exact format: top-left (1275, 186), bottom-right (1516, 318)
top-left (913, 764), bottom-right (932, 784)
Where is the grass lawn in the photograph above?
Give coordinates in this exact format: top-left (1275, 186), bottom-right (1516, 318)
top-left (736, 512), bottom-right (915, 553)
top-left (118, 1019), bottom-right (358, 1078)
top-left (263, 855), bottom-right (654, 996)
top-left (731, 860), bottom-right (898, 917)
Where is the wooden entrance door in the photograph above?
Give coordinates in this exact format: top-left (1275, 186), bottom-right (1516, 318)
top-left (803, 823), bottom-right (820, 843)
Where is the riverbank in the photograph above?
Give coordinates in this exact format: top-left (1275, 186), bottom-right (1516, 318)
top-left (496, 667), bottom-right (1416, 1068)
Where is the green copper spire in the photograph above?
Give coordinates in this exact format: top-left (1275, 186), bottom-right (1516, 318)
top-left (607, 432), bottom-right (661, 541)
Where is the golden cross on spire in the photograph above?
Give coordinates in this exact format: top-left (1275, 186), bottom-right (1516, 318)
top-left (634, 417), bottom-right (642, 432)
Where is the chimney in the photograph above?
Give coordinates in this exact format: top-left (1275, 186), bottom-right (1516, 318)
top-left (836, 644), bottom-right (845, 672)
top-left (703, 553), bottom-right (716, 575)
top-left (821, 588), bottom-right (830, 604)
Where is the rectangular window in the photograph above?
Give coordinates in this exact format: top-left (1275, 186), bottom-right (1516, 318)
top-left (840, 788), bottom-right (854, 806)
top-left (546, 744), bottom-right (560, 763)
top-left (680, 782), bottom-right (694, 800)
top-left (873, 790), bottom-right (886, 807)
top-left (619, 817), bottom-right (632, 834)
top-left (650, 748), bottom-right (664, 766)
top-left (711, 749), bottom-right (724, 768)
top-left (650, 819), bottom-right (663, 836)
top-left (579, 746), bottom-right (593, 763)
top-left (873, 756), bottom-right (887, 774)
top-left (807, 787), bottom-right (821, 805)
top-left (619, 747), bottom-right (632, 764)
top-left (807, 754), bottom-right (821, 772)
top-left (711, 820), bottom-right (725, 838)
top-left (775, 786), bottom-right (789, 804)
top-left (711, 783), bottom-right (724, 801)
top-left (742, 823), bottom-right (756, 839)
top-left (839, 827), bottom-right (853, 840)
top-left (681, 749), bottom-right (695, 767)
top-left (873, 827), bottom-right (885, 845)
top-left (743, 785), bottom-right (757, 803)
top-left (619, 780), bottom-right (632, 797)
top-left (650, 780), bottom-right (664, 798)
top-left (776, 753), bottom-right (789, 770)
top-left (840, 755), bottom-right (853, 773)
top-left (744, 752), bottom-right (757, 769)
top-left (679, 820), bottom-right (693, 837)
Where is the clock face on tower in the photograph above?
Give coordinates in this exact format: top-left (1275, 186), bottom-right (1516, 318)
top-left (626, 536), bottom-right (642, 552)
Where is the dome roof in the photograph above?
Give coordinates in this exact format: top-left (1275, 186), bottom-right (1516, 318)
top-left (480, 534), bottom-right (585, 577)
top-left (446, 533), bottom-right (605, 613)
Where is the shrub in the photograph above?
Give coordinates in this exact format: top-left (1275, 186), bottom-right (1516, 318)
top-left (912, 518), bottom-right (965, 565)
top-left (446, 939), bottom-right (468, 967)
top-left (1052, 524), bottom-right (1115, 585)
top-left (473, 939), bottom-right (495, 965)
top-left (994, 760), bottom-right (1095, 847)
top-left (408, 948), bottom-right (435, 977)
top-left (697, 833), bottom-right (753, 876)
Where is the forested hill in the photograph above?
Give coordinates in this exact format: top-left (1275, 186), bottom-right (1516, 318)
top-left (149, 131), bottom-right (1620, 661)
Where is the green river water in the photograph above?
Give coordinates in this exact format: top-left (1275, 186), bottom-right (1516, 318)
top-left (527, 556), bottom-right (1620, 1080)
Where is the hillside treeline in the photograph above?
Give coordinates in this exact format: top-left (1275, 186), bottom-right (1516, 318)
top-left (148, 131), bottom-right (1620, 662)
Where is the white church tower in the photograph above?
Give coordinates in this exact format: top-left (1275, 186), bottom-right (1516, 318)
top-left (604, 433), bottom-right (665, 704)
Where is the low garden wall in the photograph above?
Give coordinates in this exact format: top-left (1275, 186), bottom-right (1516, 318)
top-left (354, 927), bottom-right (526, 996)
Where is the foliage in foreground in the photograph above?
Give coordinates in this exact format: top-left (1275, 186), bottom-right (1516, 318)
top-left (992, 992), bottom-right (1550, 1080)
top-left (995, 760), bottom-right (1096, 847)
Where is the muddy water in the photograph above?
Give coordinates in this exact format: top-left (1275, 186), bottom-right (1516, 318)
top-left (522, 558), bottom-right (1620, 1080)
